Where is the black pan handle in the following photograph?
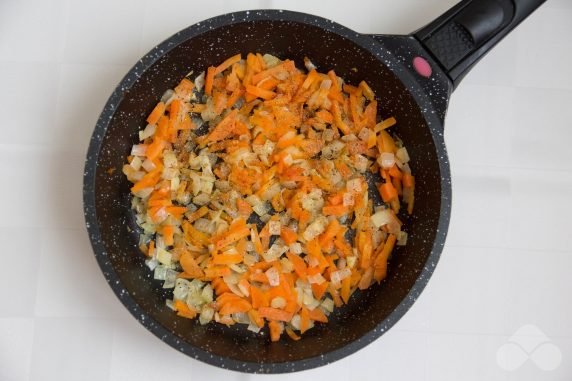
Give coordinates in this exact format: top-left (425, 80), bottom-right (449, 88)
top-left (414, 0), bottom-right (546, 88)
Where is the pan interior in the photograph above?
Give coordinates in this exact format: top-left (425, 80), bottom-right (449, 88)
top-left (92, 18), bottom-right (442, 364)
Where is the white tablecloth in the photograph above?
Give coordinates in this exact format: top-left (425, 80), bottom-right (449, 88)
top-left (1, 0), bottom-right (571, 380)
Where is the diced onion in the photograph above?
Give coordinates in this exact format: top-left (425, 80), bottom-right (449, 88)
top-left (371, 209), bottom-right (392, 228)
top-left (268, 220), bottom-right (281, 235)
top-left (154, 265), bottom-right (167, 280)
top-left (307, 273), bottom-right (326, 285)
top-left (263, 54), bottom-right (281, 68)
top-left (330, 268), bottom-right (351, 286)
top-left (303, 216), bottom-right (328, 241)
top-left (289, 242), bottom-right (302, 254)
top-left (139, 123), bottom-right (156, 141)
top-left (304, 57), bottom-right (317, 71)
top-left (265, 267), bottom-right (280, 287)
top-left (201, 284), bottom-right (213, 303)
top-left (346, 178), bottom-right (362, 193)
top-left (271, 296), bottom-right (286, 309)
top-left (262, 243), bottom-right (288, 262)
top-left (396, 147), bottom-right (410, 163)
top-left (199, 306), bottom-right (214, 325)
top-left (194, 71), bottom-right (205, 91)
top-left (131, 144), bottom-right (147, 156)
top-left (343, 192), bottom-right (354, 207)
top-left (160, 89), bottom-right (176, 105)
top-left (145, 257), bottom-right (158, 271)
top-left (321, 298), bottom-right (334, 313)
top-left (130, 156), bottom-right (142, 171)
top-left (156, 247), bottom-right (172, 266)
top-left (346, 256), bottom-right (357, 269)
top-left (379, 152), bottom-right (395, 169)
top-left (397, 231), bottom-right (408, 246)
top-left (142, 158), bottom-right (156, 172)
top-left (173, 278), bottom-right (190, 300)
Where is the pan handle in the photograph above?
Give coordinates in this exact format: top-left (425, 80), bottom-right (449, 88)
top-left (414, 0), bottom-right (546, 88)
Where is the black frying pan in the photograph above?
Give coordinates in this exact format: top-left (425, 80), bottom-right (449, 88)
top-left (83, 0), bottom-right (545, 373)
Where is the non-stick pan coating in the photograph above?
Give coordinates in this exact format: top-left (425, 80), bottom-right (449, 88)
top-left (84, 10), bottom-right (451, 373)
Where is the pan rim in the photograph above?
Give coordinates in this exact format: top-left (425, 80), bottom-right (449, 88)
top-left (83, 9), bottom-right (451, 373)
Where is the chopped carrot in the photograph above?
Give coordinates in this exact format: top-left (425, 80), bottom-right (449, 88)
top-left (174, 300), bottom-right (197, 319)
top-left (311, 281), bottom-right (329, 300)
top-left (174, 78), bottom-right (194, 101)
top-left (162, 225), bottom-right (174, 246)
top-left (299, 307), bottom-right (311, 334)
top-left (375, 117), bottom-right (397, 132)
top-left (215, 53), bottom-right (242, 75)
top-left (205, 66), bottom-right (216, 96)
top-left (236, 198), bottom-right (253, 218)
top-left (146, 102), bottom-right (165, 125)
top-left (245, 85), bottom-right (276, 100)
top-left (145, 137), bottom-right (165, 161)
top-left (379, 182), bottom-right (398, 203)
top-left (131, 168), bottom-right (162, 192)
top-left (258, 307), bottom-right (294, 322)
top-left (179, 250), bottom-right (204, 278)
top-left (285, 327), bottom-right (301, 341)
top-left (403, 173), bottom-right (415, 188)
top-left (323, 204), bottom-right (350, 217)
top-left (286, 252), bottom-right (307, 280)
top-left (250, 286), bottom-right (270, 309)
top-left (219, 297), bottom-right (252, 315)
top-left (280, 226), bottom-right (297, 245)
top-left (268, 320), bottom-right (283, 342)
top-left (211, 253), bottom-right (243, 265)
top-left (206, 109), bottom-right (239, 143)
top-left (308, 307), bottom-right (328, 323)
top-left (374, 234), bottom-right (396, 282)
top-left (340, 276), bottom-right (351, 304)
top-left (124, 52), bottom-right (417, 341)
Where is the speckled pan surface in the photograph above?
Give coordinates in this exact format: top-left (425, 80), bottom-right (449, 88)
top-left (83, 10), bottom-right (452, 373)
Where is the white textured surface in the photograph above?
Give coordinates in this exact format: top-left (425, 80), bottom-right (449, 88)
top-left (0, 0), bottom-right (570, 380)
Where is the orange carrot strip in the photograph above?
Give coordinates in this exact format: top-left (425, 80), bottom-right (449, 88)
top-left (322, 204), bottom-right (350, 217)
top-left (205, 66), bottom-right (216, 96)
top-left (211, 253), bottom-right (243, 265)
top-left (146, 102), bottom-right (165, 125)
top-left (219, 298), bottom-right (252, 315)
top-left (258, 307), bottom-right (294, 322)
top-left (179, 250), bottom-right (204, 278)
top-left (146, 138), bottom-right (165, 161)
top-left (162, 225), bottom-right (174, 246)
top-left (206, 109), bottom-right (239, 143)
top-left (268, 320), bottom-right (283, 342)
top-left (300, 307), bottom-right (311, 334)
top-left (379, 182), bottom-right (398, 203)
top-left (250, 286), bottom-right (269, 309)
top-left (215, 53), bottom-right (242, 75)
top-left (374, 234), bottom-right (396, 282)
top-left (280, 226), bottom-right (298, 245)
top-left (285, 327), bottom-right (301, 341)
top-left (375, 117), bottom-right (397, 132)
top-left (174, 300), bottom-right (197, 319)
top-left (308, 307), bottom-right (328, 323)
top-left (174, 78), bottom-right (194, 101)
top-left (402, 173), bottom-right (415, 188)
top-left (340, 275), bottom-right (351, 304)
top-left (311, 281), bottom-right (329, 300)
top-left (245, 85), bottom-right (276, 100)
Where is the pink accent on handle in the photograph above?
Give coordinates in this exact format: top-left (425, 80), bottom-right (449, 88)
top-left (413, 56), bottom-right (432, 78)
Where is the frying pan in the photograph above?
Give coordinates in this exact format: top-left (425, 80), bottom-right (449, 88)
top-left (83, 0), bottom-right (546, 373)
